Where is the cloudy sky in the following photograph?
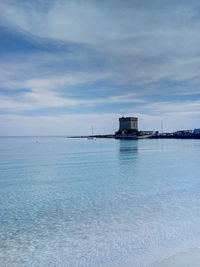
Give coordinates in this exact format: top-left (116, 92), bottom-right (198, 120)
top-left (0, 0), bottom-right (200, 135)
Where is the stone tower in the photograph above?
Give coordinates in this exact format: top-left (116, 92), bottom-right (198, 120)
top-left (119, 117), bottom-right (138, 131)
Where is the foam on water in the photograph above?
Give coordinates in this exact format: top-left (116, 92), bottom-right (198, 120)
top-left (1, 137), bottom-right (200, 266)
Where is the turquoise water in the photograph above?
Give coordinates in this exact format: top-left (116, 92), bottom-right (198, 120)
top-left (1, 137), bottom-right (200, 266)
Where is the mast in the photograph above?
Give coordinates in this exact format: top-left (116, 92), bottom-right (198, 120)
top-left (161, 120), bottom-right (164, 133)
top-left (92, 125), bottom-right (94, 136)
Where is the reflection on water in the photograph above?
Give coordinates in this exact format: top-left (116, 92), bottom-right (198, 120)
top-left (118, 140), bottom-right (138, 160)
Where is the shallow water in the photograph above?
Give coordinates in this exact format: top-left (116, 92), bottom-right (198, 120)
top-left (0, 137), bottom-right (200, 266)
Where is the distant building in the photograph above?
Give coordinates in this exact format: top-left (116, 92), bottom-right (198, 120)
top-left (119, 117), bottom-right (138, 131)
top-left (140, 131), bottom-right (159, 136)
top-left (175, 130), bottom-right (193, 136)
top-left (194, 129), bottom-right (200, 135)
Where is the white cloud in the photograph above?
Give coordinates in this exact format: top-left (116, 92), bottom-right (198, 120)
top-left (25, 72), bottom-right (110, 91)
top-left (0, 89), bottom-right (144, 112)
top-left (0, 110), bottom-right (199, 136)
top-left (0, 0), bottom-right (200, 134)
top-left (1, 1), bottom-right (200, 88)
top-left (144, 100), bottom-right (200, 114)
top-left (104, 93), bottom-right (144, 104)
top-left (0, 113), bottom-right (120, 136)
top-left (0, 0), bottom-right (198, 45)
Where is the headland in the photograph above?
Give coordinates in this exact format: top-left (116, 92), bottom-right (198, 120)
top-left (69, 116), bottom-right (200, 139)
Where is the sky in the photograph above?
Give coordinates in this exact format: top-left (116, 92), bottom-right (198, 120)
top-left (0, 0), bottom-right (200, 136)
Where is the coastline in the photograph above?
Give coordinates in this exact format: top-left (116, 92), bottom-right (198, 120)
top-left (68, 134), bottom-right (200, 139)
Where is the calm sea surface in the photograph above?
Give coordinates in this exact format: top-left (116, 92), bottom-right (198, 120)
top-left (1, 137), bottom-right (200, 266)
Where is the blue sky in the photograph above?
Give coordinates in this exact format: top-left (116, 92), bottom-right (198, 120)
top-left (0, 0), bottom-right (200, 135)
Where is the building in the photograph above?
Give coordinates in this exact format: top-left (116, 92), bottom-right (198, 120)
top-left (175, 130), bottom-right (193, 136)
top-left (140, 131), bottom-right (159, 136)
top-left (119, 117), bottom-right (138, 131)
top-left (194, 129), bottom-right (200, 135)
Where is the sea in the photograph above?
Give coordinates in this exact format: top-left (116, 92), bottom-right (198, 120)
top-left (1, 137), bottom-right (200, 267)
